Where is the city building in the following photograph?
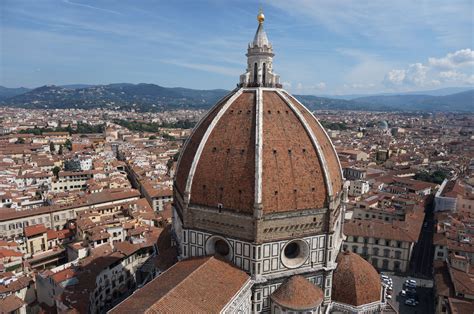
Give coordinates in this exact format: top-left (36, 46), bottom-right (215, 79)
top-left (343, 204), bottom-right (425, 273)
top-left (433, 254), bottom-right (474, 313)
top-left (435, 179), bottom-right (474, 212)
top-left (348, 180), bottom-right (370, 197)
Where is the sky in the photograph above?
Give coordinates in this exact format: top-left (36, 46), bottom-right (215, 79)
top-left (1, 0), bottom-right (473, 95)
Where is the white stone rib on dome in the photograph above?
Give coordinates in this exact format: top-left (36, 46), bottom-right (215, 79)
top-left (184, 89), bottom-right (244, 200)
top-left (282, 91), bottom-right (345, 183)
top-left (276, 89), bottom-right (333, 197)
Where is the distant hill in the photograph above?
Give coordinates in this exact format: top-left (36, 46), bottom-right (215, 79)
top-left (1, 84), bottom-right (229, 111)
top-left (323, 87), bottom-right (474, 100)
top-left (1, 84), bottom-right (472, 112)
top-left (352, 90), bottom-right (474, 111)
top-left (0, 86), bottom-right (31, 100)
top-left (60, 84), bottom-right (95, 89)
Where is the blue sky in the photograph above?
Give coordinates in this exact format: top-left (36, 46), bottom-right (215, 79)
top-left (1, 0), bottom-right (473, 94)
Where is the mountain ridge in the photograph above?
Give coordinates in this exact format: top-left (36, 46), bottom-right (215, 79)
top-left (0, 84), bottom-right (472, 112)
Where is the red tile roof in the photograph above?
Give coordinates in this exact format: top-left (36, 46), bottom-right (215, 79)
top-left (0, 189), bottom-right (140, 222)
top-left (271, 275), bottom-right (324, 310)
top-left (332, 251), bottom-right (381, 306)
top-left (344, 204), bottom-right (425, 242)
top-left (0, 294), bottom-right (25, 313)
top-left (51, 268), bottom-right (76, 284)
top-left (0, 248), bottom-right (23, 258)
top-left (110, 256), bottom-right (249, 313)
top-left (175, 90), bottom-right (342, 216)
top-left (447, 297), bottom-right (474, 314)
top-left (24, 224), bottom-right (47, 237)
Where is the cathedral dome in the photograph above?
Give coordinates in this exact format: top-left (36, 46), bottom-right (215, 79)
top-left (332, 251), bottom-right (382, 306)
top-left (270, 275), bottom-right (324, 311)
top-left (173, 11), bottom-right (344, 244)
top-left (175, 88), bottom-right (343, 215)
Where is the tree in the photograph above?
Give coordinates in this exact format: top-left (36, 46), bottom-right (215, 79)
top-left (58, 145), bottom-right (63, 155)
top-left (162, 133), bottom-right (176, 140)
top-left (65, 139), bottom-right (72, 151)
top-left (16, 137), bottom-right (25, 144)
top-left (50, 142), bottom-right (56, 152)
top-left (166, 158), bottom-right (174, 175)
top-left (52, 166), bottom-right (61, 178)
top-left (414, 170), bottom-right (449, 184)
top-left (173, 151), bottom-right (180, 161)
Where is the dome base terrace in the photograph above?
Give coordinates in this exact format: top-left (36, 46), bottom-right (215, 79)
top-left (238, 82), bottom-right (284, 88)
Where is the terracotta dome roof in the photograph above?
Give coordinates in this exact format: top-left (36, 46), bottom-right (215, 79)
top-left (270, 275), bottom-right (324, 310)
top-left (175, 88), bottom-right (343, 215)
top-left (332, 251), bottom-right (382, 306)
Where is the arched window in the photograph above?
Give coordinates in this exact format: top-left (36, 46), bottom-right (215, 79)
top-left (262, 63), bottom-right (266, 85)
top-left (253, 62), bottom-right (258, 83)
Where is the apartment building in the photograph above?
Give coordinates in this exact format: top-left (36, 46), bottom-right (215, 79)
top-left (0, 189), bottom-right (140, 239)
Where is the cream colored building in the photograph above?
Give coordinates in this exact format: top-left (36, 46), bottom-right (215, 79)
top-left (24, 224), bottom-right (48, 255)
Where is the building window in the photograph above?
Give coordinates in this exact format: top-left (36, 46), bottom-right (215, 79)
top-left (253, 62), bottom-right (258, 83)
top-left (382, 259), bottom-right (389, 269)
top-left (383, 249), bottom-right (390, 257)
top-left (395, 251), bottom-right (402, 259)
top-left (394, 261), bottom-right (401, 272)
top-left (372, 258), bottom-right (378, 267)
top-left (352, 245), bottom-right (358, 253)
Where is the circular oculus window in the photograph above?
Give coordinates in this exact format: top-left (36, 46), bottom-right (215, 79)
top-left (281, 239), bottom-right (309, 268)
top-left (205, 236), bottom-right (233, 261)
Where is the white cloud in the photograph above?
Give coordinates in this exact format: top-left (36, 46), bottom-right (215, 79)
top-left (428, 49), bottom-right (474, 70)
top-left (384, 69), bottom-right (406, 86)
top-left (405, 63), bottom-right (429, 86)
top-left (384, 49), bottom-right (474, 88)
top-left (439, 70), bottom-right (465, 80)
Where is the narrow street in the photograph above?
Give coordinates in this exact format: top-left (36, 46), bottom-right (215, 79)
top-left (409, 202), bottom-right (435, 278)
